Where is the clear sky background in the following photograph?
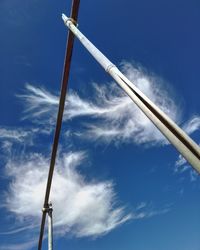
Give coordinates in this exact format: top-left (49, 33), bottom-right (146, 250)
top-left (0, 0), bottom-right (200, 250)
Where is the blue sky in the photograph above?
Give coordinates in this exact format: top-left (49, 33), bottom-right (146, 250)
top-left (0, 0), bottom-right (200, 249)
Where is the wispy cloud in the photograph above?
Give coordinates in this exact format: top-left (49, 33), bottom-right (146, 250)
top-left (18, 62), bottom-right (182, 146)
top-left (17, 84), bottom-right (59, 124)
top-left (4, 151), bottom-right (132, 238)
top-left (175, 154), bottom-right (199, 182)
top-left (173, 116), bottom-right (200, 181)
top-left (0, 127), bottom-right (31, 143)
top-left (132, 201), bottom-right (171, 220)
top-left (182, 116), bottom-right (200, 135)
top-left (174, 116), bottom-right (200, 181)
top-left (0, 127), bottom-right (35, 154)
top-left (0, 225), bottom-right (35, 235)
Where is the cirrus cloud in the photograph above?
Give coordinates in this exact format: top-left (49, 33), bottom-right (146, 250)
top-left (18, 62), bottom-right (183, 146)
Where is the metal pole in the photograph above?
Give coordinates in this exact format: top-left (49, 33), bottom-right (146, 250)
top-left (48, 203), bottom-right (53, 250)
top-left (38, 2), bottom-right (80, 249)
top-left (62, 14), bottom-right (200, 174)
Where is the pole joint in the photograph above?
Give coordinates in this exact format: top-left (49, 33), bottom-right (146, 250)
top-left (42, 202), bottom-right (53, 214)
top-left (106, 64), bottom-right (116, 73)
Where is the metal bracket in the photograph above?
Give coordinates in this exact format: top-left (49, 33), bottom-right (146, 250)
top-left (68, 17), bottom-right (78, 27)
